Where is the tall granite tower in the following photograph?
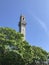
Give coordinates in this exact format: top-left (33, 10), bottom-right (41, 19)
top-left (18, 15), bottom-right (26, 40)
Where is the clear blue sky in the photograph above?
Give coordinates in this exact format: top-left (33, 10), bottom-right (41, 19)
top-left (0, 0), bottom-right (49, 52)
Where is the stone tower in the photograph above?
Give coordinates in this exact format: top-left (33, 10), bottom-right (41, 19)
top-left (18, 15), bottom-right (26, 40)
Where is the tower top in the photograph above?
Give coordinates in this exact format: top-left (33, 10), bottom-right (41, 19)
top-left (19, 15), bottom-right (26, 26)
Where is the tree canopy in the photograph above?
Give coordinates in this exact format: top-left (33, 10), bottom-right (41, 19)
top-left (0, 27), bottom-right (48, 65)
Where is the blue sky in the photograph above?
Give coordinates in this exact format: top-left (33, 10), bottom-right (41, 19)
top-left (0, 0), bottom-right (49, 52)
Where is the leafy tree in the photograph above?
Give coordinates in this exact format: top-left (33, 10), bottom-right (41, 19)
top-left (0, 27), bottom-right (48, 65)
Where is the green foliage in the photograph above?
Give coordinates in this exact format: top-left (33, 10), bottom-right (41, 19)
top-left (30, 46), bottom-right (48, 65)
top-left (0, 27), bottom-right (48, 65)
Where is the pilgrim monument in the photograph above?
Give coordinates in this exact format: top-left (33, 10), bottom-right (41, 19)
top-left (18, 15), bottom-right (26, 40)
